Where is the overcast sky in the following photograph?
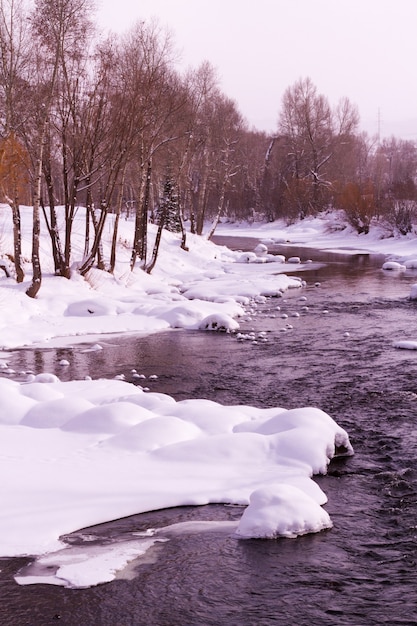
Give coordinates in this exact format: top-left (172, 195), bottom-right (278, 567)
top-left (97, 0), bottom-right (417, 140)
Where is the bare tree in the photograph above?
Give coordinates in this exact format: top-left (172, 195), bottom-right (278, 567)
top-left (278, 78), bottom-right (360, 218)
top-left (0, 0), bottom-right (30, 282)
top-left (110, 20), bottom-right (185, 272)
top-left (279, 77), bottom-right (334, 216)
top-left (181, 62), bottom-right (219, 235)
top-left (25, 0), bottom-right (95, 296)
top-left (205, 95), bottom-right (242, 239)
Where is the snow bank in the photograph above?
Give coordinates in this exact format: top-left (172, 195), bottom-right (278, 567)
top-left (2, 207), bottom-right (417, 350)
top-left (0, 207), bottom-right (302, 349)
top-left (0, 375), bottom-right (353, 588)
top-left (216, 213), bottom-right (417, 265)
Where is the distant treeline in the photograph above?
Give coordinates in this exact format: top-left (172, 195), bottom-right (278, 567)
top-left (0, 0), bottom-right (416, 295)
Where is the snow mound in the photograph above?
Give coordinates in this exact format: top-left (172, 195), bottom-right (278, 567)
top-left (21, 397), bottom-right (95, 429)
top-left (254, 243), bottom-right (268, 255)
top-left (236, 252), bottom-right (258, 263)
top-left (105, 416), bottom-right (202, 451)
top-left (235, 251), bottom-right (286, 264)
top-left (235, 484), bottom-right (333, 538)
top-left (65, 299), bottom-right (118, 316)
top-left (382, 261), bottom-right (406, 271)
top-left (199, 313), bottom-right (239, 332)
top-left (61, 401), bottom-right (153, 433)
top-left (0, 376), bottom-right (353, 563)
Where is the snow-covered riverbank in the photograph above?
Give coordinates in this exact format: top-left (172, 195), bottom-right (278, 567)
top-left (1, 208), bottom-right (416, 350)
top-left (216, 211), bottom-right (417, 257)
top-left (1, 207), bottom-right (416, 588)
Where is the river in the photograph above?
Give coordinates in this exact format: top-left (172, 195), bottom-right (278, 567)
top-left (1, 238), bottom-right (417, 626)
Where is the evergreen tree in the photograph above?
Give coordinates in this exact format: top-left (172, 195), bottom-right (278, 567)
top-left (146, 175), bottom-right (181, 274)
top-left (157, 175), bottom-right (181, 233)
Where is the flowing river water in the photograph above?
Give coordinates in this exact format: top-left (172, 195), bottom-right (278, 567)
top-left (1, 237), bottom-right (417, 626)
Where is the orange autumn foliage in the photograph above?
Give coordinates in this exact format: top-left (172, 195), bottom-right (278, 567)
top-left (0, 133), bottom-right (31, 206)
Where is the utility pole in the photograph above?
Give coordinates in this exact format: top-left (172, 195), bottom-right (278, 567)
top-left (377, 108), bottom-right (381, 143)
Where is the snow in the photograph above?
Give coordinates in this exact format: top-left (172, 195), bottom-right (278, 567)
top-left (1, 206), bottom-right (417, 588)
top-left (1, 207), bottom-right (414, 351)
top-left (382, 261), bottom-right (406, 271)
top-left (236, 484), bottom-right (333, 539)
top-left (1, 374), bottom-right (352, 588)
top-left (216, 212), bottom-right (417, 301)
top-left (393, 340), bottom-right (417, 350)
top-left (216, 211), bottom-right (417, 255)
top-left (0, 207), bottom-right (301, 349)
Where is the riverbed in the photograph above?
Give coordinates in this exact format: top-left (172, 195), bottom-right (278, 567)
top-left (1, 240), bottom-right (417, 625)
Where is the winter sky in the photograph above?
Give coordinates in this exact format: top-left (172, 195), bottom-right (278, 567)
top-left (97, 0), bottom-right (417, 140)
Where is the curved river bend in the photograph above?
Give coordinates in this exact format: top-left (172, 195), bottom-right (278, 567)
top-left (2, 239), bottom-right (417, 626)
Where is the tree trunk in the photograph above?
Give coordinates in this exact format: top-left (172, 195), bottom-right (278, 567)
top-left (258, 137), bottom-right (276, 221)
top-left (145, 208), bottom-right (165, 274)
top-left (195, 151), bottom-right (210, 235)
top-left (109, 167), bottom-right (126, 273)
top-left (7, 197), bottom-right (24, 283)
top-left (26, 139), bottom-right (44, 298)
top-left (83, 184), bottom-right (93, 259)
top-left (178, 184), bottom-right (188, 251)
top-left (78, 206), bottom-right (107, 276)
top-left (63, 204), bottom-right (74, 278)
top-left (43, 129), bottom-right (64, 274)
top-left (207, 192), bottom-right (227, 241)
top-left (90, 203), bottom-right (105, 270)
top-left (26, 115), bottom-right (50, 298)
top-left (139, 158), bottom-right (152, 268)
top-left (2, 150), bottom-right (26, 283)
top-left (130, 157), bottom-right (152, 271)
top-left (41, 203), bottom-right (63, 273)
top-left (63, 179), bottom-right (80, 278)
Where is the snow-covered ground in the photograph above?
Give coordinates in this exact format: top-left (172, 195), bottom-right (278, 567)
top-left (4, 374), bottom-right (353, 588)
top-left (1, 206), bottom-right (416, 588)
top-left (216, 210), bottom-right (417, 258)
top-left (0, 207), bottom-right (304, 350)
top-left (1, 207), bottom-right (416, 351)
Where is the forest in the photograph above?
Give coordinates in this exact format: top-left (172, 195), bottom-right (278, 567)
top-left (1, 0), bottom-right (416, 296)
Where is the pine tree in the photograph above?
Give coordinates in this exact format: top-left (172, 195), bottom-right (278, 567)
top-left (146, 175), bottom-right (181, 274)
top-left (157, 175), bottom-right (181, 233)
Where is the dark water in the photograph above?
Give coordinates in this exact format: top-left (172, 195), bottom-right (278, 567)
top-left (2, 240), bottom-right (417, 625)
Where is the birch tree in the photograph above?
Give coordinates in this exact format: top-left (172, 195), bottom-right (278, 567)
top-left (26, 0), bottom-right (94, 296)
top-left (0, 0), bottom-right (30, 282)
